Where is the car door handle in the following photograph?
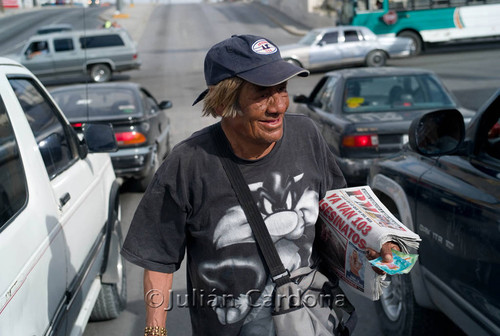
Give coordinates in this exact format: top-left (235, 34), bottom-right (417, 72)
top-left (59, 192), bottom-right (71, 210)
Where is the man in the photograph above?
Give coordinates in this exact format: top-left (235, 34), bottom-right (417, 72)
top-left (121, 34), bottom-right (398, 336)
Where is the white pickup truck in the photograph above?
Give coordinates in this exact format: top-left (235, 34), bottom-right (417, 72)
top-left (0, 57), bottom-right (126, 335)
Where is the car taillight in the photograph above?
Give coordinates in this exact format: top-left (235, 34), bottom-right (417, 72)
top-left (115, 131), bottom-right (147, 145)
top-left (133, 54), bottom-right (138, 60)
top-left (71, 122), bottom-right (83, 128)
top-left (342, 135), bottom-right (379, 147)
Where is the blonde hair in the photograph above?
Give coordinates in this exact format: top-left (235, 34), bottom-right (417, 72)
top-left (202, 77), bottom-right (245, 118)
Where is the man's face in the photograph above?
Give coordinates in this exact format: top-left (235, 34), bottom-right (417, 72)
top-left (223, 81), bottom-right (289, 156)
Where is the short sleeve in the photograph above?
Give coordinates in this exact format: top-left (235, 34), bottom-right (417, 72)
top-left (121, 171), bottom-right (188, 274)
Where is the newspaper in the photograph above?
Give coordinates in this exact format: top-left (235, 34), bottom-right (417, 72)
top-left (315, 186), bottom-right (421, 300)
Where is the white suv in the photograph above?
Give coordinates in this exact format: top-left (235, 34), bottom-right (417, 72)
top-left (0, 57), bottom-right (126, 335)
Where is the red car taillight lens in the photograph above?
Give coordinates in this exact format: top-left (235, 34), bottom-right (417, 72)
top-left (342, 135), bottom-right (379, 147)
top-left (115, 131), bottom-right (147, 145)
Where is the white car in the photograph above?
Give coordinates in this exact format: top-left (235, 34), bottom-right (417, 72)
top-left (0, 57), bottom-right (126, 335)
top-left (279, 25), bottom-right (415, 70)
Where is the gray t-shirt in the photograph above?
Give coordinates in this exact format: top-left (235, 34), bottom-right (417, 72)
top-left (121, 114), bottom-right (346, 335)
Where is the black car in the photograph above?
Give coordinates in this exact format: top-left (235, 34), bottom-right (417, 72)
top-left (50, 82), bottom-right (172, 191)
top-left (367, 90), bottom-right (500, 335)
top-left (293, 67), bottom-right (475, 186)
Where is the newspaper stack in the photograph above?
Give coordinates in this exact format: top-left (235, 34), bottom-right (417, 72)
top-left (315, 186), bottom-right (421, 300)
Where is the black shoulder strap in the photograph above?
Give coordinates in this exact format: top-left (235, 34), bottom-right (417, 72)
top-left (211, 123), bottom-right (357, 335)
top-left (210, 123), bottom-right (291, 287)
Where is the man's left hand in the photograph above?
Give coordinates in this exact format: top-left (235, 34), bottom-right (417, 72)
top-left (366, 241), bottom-right (401, 275)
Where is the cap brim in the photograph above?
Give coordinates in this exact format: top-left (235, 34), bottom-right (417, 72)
top-left (192, 88), bottom-right (209, 106)
top-left (237, 59), bottom-right (309, 87)
top-left (192, 60), bottom-right (309, 105)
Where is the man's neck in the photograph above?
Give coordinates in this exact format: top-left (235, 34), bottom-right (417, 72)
top-left (220, 122), bottom-right (276, 160)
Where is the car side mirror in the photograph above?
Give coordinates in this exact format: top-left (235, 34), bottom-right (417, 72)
top-left (159, 100), bottom-right (173, 110)
top-left (293, 94), bottom-right (309, 104)
top-left (318, 41), bottom-right (326, 47)
top-left (82, 123), bottom-right (118, 153)
top-left (408, 109), bottom-right (464, 156)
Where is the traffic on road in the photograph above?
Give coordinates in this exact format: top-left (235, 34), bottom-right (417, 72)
top-left (0, 1), bottom-right (499, 336)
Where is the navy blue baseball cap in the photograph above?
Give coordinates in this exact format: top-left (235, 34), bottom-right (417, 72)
top-left (193, 34), bottom-right (309, 105)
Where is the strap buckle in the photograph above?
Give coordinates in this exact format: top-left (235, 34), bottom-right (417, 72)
top-left (272, 269), bottom-right (290, 283)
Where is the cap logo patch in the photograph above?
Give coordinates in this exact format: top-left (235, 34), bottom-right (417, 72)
top-left (252, 39), bottom-right (277, 55)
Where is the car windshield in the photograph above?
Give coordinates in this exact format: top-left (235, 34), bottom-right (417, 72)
top-left (298, 30), bottom-right (321, 45)
top-left (51, 87), bottom-right (142, 121)
top-left (342, 74), bottom-right (456, 113)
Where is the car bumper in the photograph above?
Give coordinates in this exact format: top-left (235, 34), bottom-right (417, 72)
top-left (115, 61), bottom-right (141, 72)
top-left (109, 145), bottom-right (154, 179)
top-left (336, 156), bottom-right (374, 185)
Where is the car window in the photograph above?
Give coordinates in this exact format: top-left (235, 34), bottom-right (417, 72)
top-left (9, 78), bottom-right (78, 179)
top-left (54, 38), bottom-right (74, 52)
top-left (358, 27), bottom-right (376, 41)
top-left (421, 76), bottom-right (454, 105)
top-left (343, 74), bottom-right (456, 113)
top-left (80, 34), bottom-right (125, 49)
top-left (0, 96), bottom-right (28, 229)
top-left (52, 86), bottom-right (141, 120)
top-left (140, 90), bottom-right (159, 115)
top-left (312, 76), bottom-right (339, 112)
top-left (320, 32), bottom-right (339, 45)
top-left (484, 117), bottom-right (500, 160)
top-left (298, 30), bottom-right (321, 45)
top-left (344, 30), bottom-right (361, 42)
top-left (25, 40), bottom-right (49, 59)
top-left (389, 0), bottom-right (408, 10)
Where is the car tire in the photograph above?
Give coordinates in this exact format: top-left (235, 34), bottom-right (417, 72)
top-left (375, 273), bottom-right (441, 335)
top-left (365, 50), bottom-right (387, 67)
top-left (398, 31), bottom-right (423, 55)
top-left (89, 215), bottom-right (127, 321)
top-left (90, 64), bottom-right (112, 83)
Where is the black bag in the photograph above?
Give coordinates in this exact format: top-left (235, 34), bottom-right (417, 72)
top-left (211, 124), bottom-right (357, 336)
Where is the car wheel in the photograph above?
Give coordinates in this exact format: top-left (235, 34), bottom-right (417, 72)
top-left (90, 64), bottom-right (112, 83)
top-left (398, 31), bottom-right (423, 55)
top-left (375, 274), bottom-right (439, 335)
top-left (365, 50), bottom-right (387, 67)
top-left (90, 214), bottom-right (127, 321)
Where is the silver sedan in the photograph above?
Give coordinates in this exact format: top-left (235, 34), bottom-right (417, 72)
top-left (279, 25), bottom-right (415, 70)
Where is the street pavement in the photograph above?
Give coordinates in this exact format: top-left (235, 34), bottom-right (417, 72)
top-left (103, 1), bottom-right (310, 44)
top-left (0, 1), bottom-right (310, 45)
top-left (100, 3), bottom-right (157, 43)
